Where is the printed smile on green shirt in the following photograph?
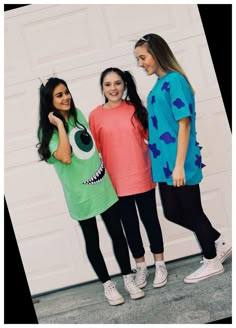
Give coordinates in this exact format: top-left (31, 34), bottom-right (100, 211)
top-left (83, 160), bottom-right (106, 185)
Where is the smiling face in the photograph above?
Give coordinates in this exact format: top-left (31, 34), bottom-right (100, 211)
top-left (102, 72), bottom-right (125, 107)
top-left (52, 83), bottom-right (72, 114)
top-left (135, 45), bottom-right (159, 76)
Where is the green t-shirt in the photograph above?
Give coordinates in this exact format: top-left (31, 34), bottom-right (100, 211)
top-left (47, 108), bottom-right (118, 220)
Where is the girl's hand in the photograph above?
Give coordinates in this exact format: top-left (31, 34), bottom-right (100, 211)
top-left (172, 165), bottom-right (186, 187)
top-left (48, 112), bottom-right (63, 128)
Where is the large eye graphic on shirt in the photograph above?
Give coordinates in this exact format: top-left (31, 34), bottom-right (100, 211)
top-left (69, 126), bottom-right (95, 160)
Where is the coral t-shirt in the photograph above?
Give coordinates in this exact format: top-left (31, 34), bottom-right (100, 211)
top-left (89, 101), bottom-right (156, 196)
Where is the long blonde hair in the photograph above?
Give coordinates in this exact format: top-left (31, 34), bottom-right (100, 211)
top-left (135, 34), bottom-right (195, 94)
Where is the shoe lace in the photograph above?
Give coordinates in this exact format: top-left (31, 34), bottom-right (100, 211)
top-left (136, 267), bottom-right (147, 280)
top-left (191, 259), bottom-right (208, 277)
top-left (105, 282), bottom-right (117, 295)
top-left (125, 276), bottom-right (139, 292)
top-left (156, 265), bottom-right (166, 276)
top-left (131, 268), bottom-right (137, 275)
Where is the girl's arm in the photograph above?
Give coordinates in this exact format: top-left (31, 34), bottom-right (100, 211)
top-left (48, 112), bottom-right (72, 164)
top-left (172, 117), bottom-right (190, 187)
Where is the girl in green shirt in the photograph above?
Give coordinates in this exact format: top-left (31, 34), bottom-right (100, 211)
top-left (37, 77), bottom-right (144, 305)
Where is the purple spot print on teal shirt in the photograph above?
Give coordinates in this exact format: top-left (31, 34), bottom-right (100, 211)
top-left (161, 81), bottom-right (170, 92)
top-left (151, 116), bottom-right (158, 129)
top-left (163, 162), bottom-right (172, 179)
top-left (173, 98), bottom-right (185, 109)
top-left (160, 132), bottom-right (176, 144)
top-left (195, 154), bottom-right (206, 168)
top-left (149, 143), bottom-right (161, 158)
top-left (196, 141), bottom-right (203, 150)
top-left (151, 95), bottom-right (155, 104)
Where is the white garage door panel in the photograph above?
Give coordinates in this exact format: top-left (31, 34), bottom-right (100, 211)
top-left (22, 7), bottom-right (105, 69)
top-left (5, 148), bottom-right (37, 169)
top-left (5, 4), bottom-right (204, 87)
top-left (5, 81), bottom-right (42, 161)
top-left (19, 222), bottom-right (93, 295)
top-left (10, 209), bottom-right (71, 240)
top-left (102, 4), bottom-right (204, 46)
top-left (197, 112), bottom-right (231, 176)
top-left (5, 23), bottom-right (31, 84)
top-left (21, 231), bottom-right (78, 276)
top-left (5, 4), bottom-right (231, 295)
top-left (200, 172), bottom-right (232, 232)
top-left (5, 5), bottom-right (109, 85)
top-left (5, 163), bottom-right (68, 224)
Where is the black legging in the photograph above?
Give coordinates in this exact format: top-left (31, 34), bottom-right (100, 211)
top-left (119, 188), bottom-right (164, 259)
top-left (79, 202), bottom-right (131, 283)
top-left (158, 182), bottom-right (220, 259)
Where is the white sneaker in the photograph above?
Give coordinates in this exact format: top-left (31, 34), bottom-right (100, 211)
top-left (184, 256), bottom-right (224, 284)
top-left (153, 264), bottom-right (168, 288)
top-left (215, 235), bottom-right (232, 263)
top-left (123, 274), bottom-right (145, 299)
top-left (134, 267), bottom-right (150, 288)
top-left (103, 280), bottom-right (125, 306)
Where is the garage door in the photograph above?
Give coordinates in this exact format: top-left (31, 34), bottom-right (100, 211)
top-left (4, 4), bottom-right (232, 295)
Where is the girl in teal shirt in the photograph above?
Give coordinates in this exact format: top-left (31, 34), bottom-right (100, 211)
top-left (135, 33), bottom-right (231, 284)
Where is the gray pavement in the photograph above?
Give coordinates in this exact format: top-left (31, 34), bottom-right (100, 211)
top-left (33, 254), bottom-right (232, 324)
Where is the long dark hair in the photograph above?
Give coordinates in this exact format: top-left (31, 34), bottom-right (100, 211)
top-left (37, 77), bottom-right (77, 161)
top-left (135, 34), bottom-right (194, 93)
top-left (100, 67), bottom-right (148, 131)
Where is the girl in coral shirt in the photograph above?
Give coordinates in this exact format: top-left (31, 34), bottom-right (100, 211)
top-left (89, 68), bottom-right (168, 289)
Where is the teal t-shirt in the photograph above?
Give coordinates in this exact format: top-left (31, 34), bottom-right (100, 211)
top-left (47, 108), bottom-right (118, 220)
top-left (147, 71), bottom-right (204, 185)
